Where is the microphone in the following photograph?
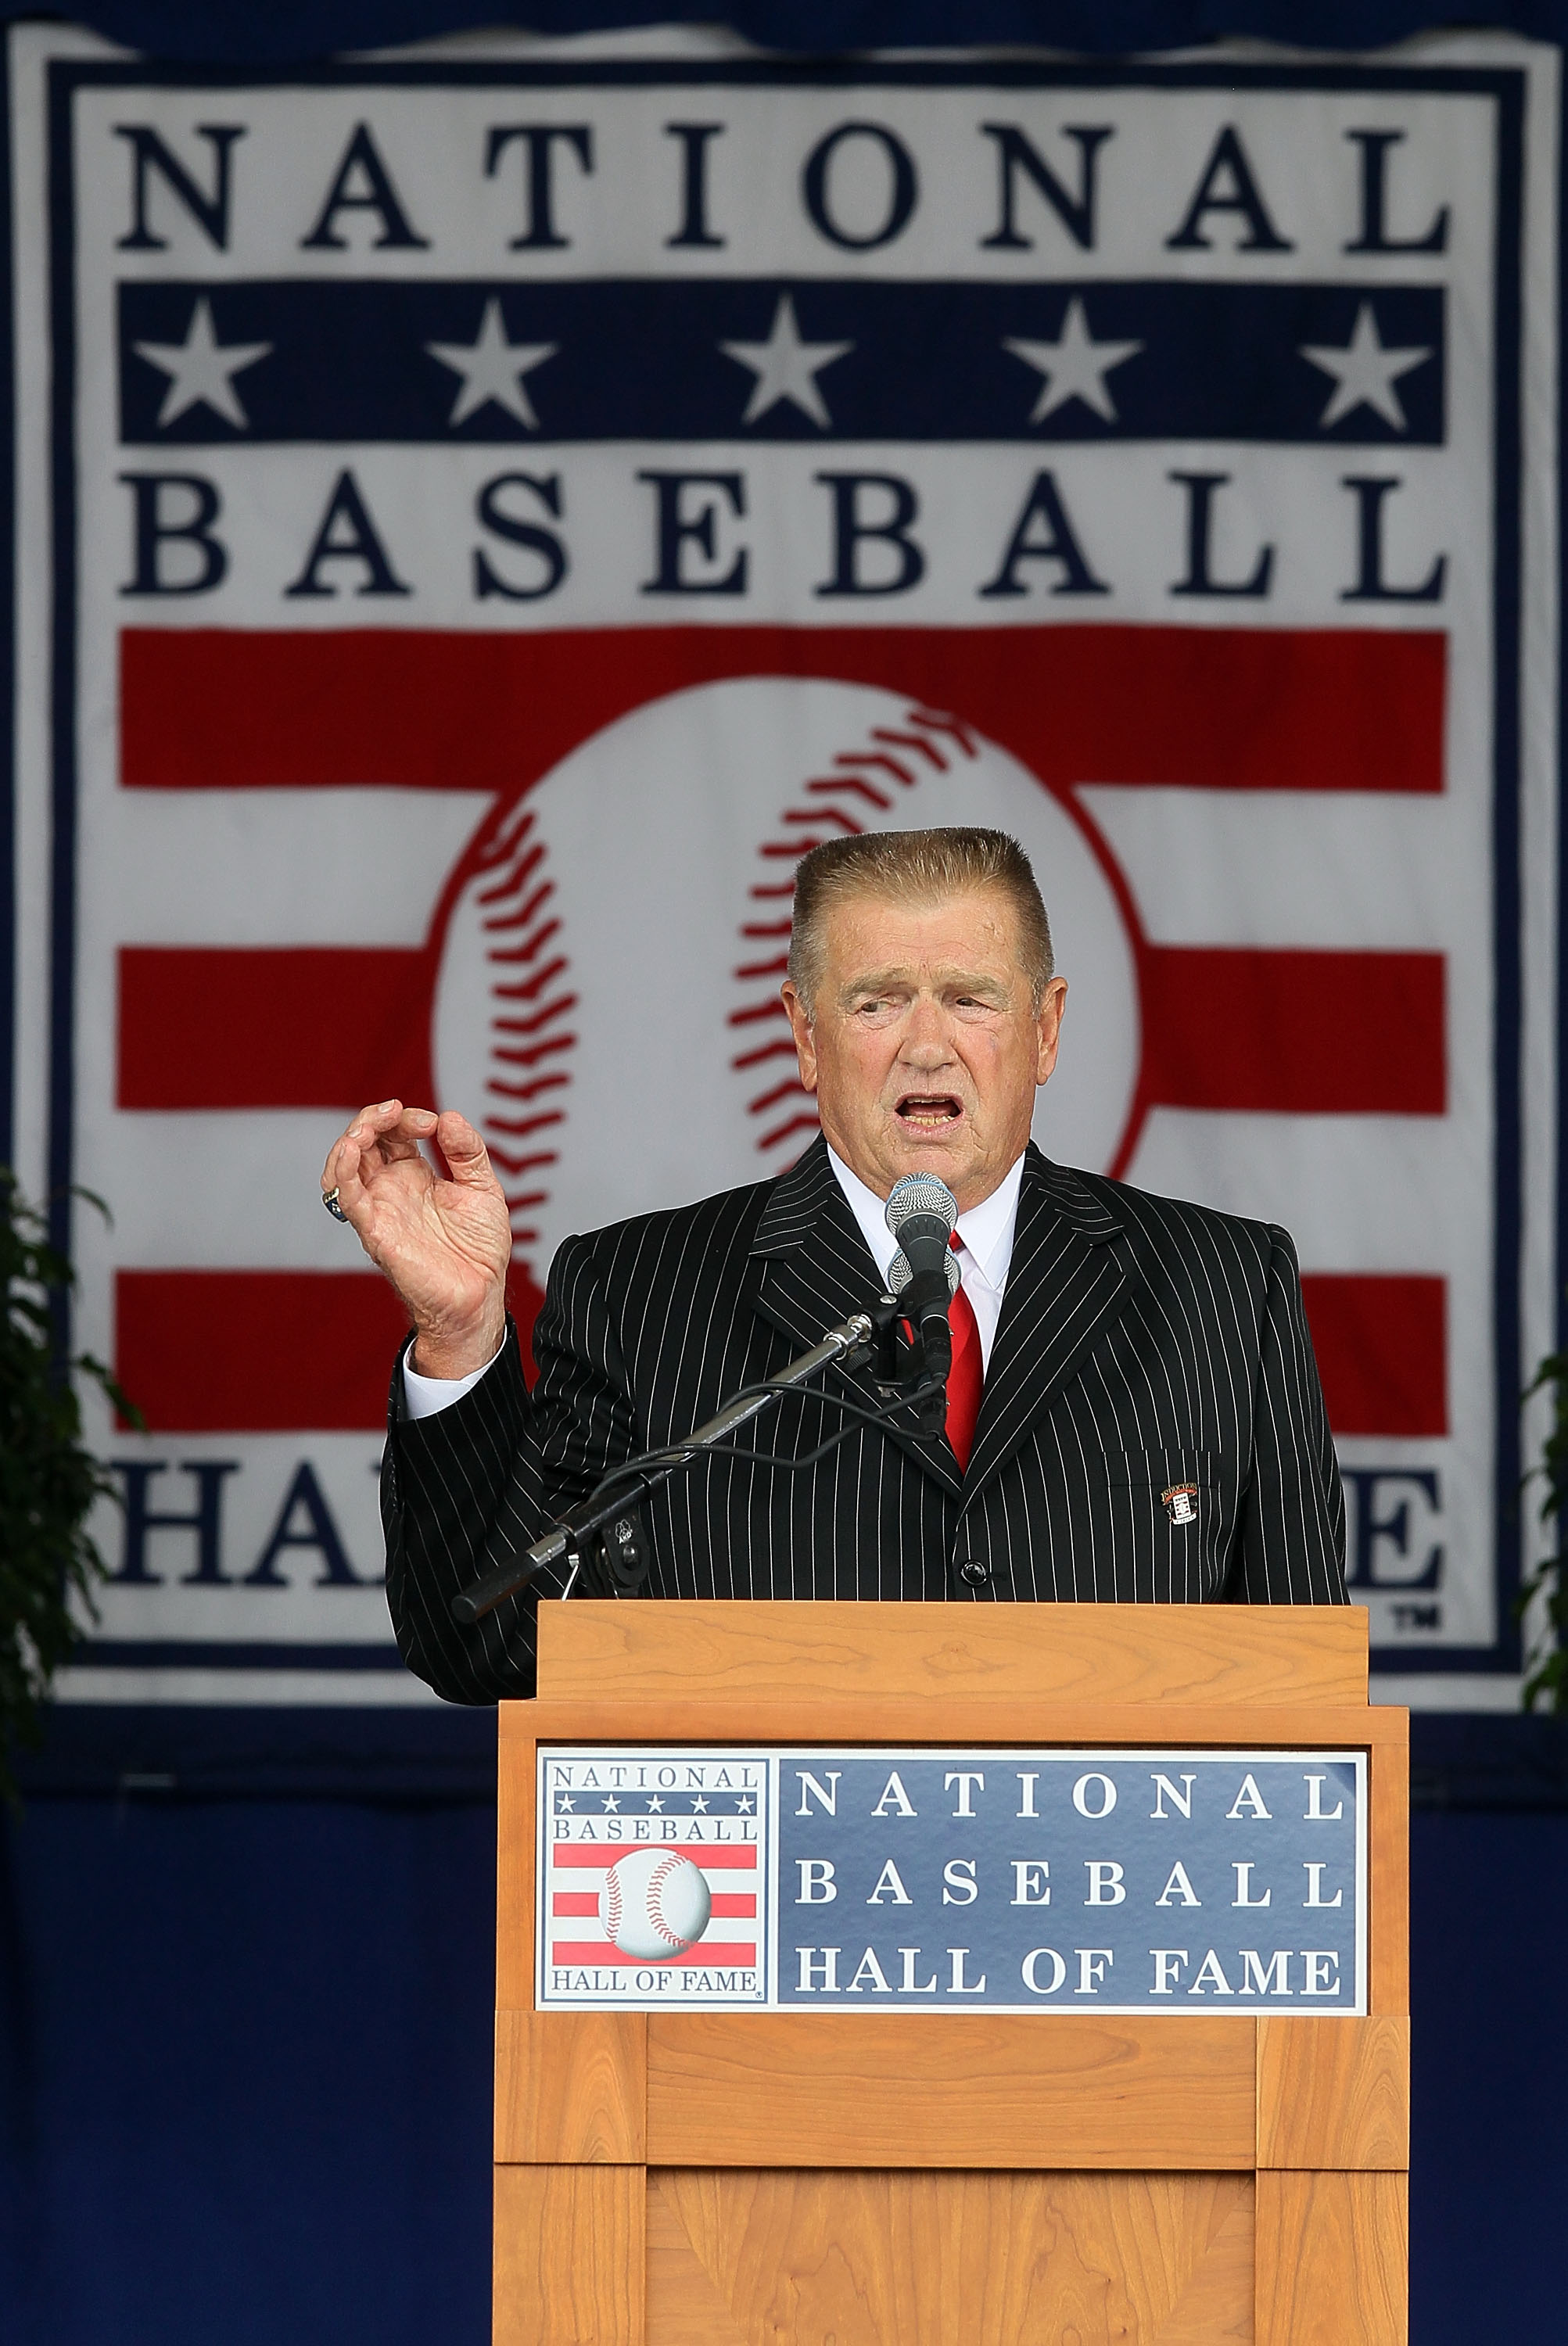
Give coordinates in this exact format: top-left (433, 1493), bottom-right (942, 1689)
top-left (885, 1173), bottom-right (960, 1382)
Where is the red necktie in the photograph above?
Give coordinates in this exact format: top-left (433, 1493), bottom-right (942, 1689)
top-left (945, 1237), bottom-right (983, 1472)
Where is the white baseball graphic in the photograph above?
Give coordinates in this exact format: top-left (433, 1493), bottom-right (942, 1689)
top-left (432, 677), bottom-right (1141, 1292)
top-left (598, 1847), bottom-right (713, 1962)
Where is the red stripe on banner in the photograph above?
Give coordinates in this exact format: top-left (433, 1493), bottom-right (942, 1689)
top-left (117, 1268), bottom-right (1446, 1440)
top-left (551, 1842), bottom-right (758, 1867)
top-left (116, 1271), bottom-right (411, 1433)
top-left (552, 1891), bottom-right (756, 1918)
top-left (118, 947), bottom-right (433, 1110)
top-left (1139, 948), bottom-right (1445, 1115)
top-left (120, 626), bottom-right (1444, 796)
top-left (1301, 1274), bottom-right (1448, 1438)
top-left (548, 1942), bottom-right (759, 1968)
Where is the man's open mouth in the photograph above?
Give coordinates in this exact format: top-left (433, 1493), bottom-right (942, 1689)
top-left (895, 1093), bottom-right (963, 1129)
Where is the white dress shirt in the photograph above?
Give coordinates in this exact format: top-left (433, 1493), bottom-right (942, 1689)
top-left (402, 1146), bottom-right (1027, 1421)
top-left (825, 1146), bottom-right (1024, 1373)
top-left (402, 1334), bottom-right (501, 1420)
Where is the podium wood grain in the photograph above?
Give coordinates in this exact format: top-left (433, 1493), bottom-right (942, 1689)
top-left (511, 1694), bottom-right (1405, 1750)
top-left (645, 2168), bottom-right (1254, 2346)
top-left (493, 1604), bottom-right (1406, 2346)
top-left (496, 2008), bottom-right (646, 2163)
top-left (495, 2162), bottom-right (644, 2346)
top-left (496, 1735), bottom-right (534, 2013)
top-left (1255, 2172), bottom-right (1407, 2346)
top-left (1256, 2018), bottom-right (1409, 2170)
top-left (536, 1601), bottom-right (1369, 1709)
top-left (1369, 1741), bottom-right (1411, 2013)
top-left (645, 2013), bottom-right (1256, 2168)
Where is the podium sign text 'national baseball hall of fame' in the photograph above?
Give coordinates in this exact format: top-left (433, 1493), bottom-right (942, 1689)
top-left (535, 1745), bottom-right (1368, 2013)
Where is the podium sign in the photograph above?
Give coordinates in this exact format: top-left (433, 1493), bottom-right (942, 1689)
top-left (537, 1745), bottom-right (1366, 2014)
top-left (496, 1604), bottom-right (1409, 2346)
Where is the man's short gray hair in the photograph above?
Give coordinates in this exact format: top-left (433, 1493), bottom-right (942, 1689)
top-left (787, 827), bottom-right (1055, 1017)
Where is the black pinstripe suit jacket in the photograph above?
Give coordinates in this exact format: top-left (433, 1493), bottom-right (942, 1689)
top-left (384, 1139), bottom-right (1347, 1702)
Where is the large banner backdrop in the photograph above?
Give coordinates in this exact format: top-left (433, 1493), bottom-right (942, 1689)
top-left (5, 27), bottom-right (1559, 1707)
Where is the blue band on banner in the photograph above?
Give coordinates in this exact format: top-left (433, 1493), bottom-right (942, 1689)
top-left (114, 278), bottom-right (1448, 447)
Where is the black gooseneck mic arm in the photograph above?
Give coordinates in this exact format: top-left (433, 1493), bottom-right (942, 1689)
top-left (450, 1301), bottom-right (936, 1626)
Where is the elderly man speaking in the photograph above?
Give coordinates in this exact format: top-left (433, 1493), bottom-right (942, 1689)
top-left (322, 827), bottom-right (1346, 1704)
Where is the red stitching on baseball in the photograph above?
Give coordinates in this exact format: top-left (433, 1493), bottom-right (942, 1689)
top-left (647, 1853), bottom-right (691, 1949)
top-left (471, 801), bottom-right (576, 1256)
top-left (730, 702), bottom-right (981, 1163)
top-left (807, 777), bottom-right (893, 810)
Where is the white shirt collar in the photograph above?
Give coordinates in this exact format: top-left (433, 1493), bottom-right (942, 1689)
top-left (825, 1144), bottom-right (1025, 1297)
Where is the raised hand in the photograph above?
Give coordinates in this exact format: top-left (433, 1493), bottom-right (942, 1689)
top-left (322, 1102), bottom-right (511, 1379)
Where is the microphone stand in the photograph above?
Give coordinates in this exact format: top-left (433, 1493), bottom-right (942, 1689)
top-left (450, 1300), bottom-right (938, 1626)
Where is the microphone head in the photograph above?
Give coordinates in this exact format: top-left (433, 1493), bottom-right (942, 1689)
top-left (888, 1246), bottom-right (961, 1299)
top-left (885, 1173), bottom-right (959, 1240)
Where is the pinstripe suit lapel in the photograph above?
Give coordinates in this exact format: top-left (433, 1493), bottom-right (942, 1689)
top-left (750, 1138), bottom-right (964, 1500)
top-left (963, 1150), bottom-right (1128, 1498)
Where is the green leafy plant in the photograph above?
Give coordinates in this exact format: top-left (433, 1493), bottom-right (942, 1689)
top-left (0, 1171), bottom-right (141, 1794)
top-left (1517, 1347), bottom-right (1568, 1711)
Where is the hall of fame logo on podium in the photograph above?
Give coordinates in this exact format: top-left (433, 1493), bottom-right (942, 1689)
top-left (537, 1743), bottom-right (1366, 2014)
top-left (537, 1749), bottom-right (773, 2007)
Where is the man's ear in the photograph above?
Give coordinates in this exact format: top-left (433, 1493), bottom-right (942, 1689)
top-left (780, 981), bottom-right (819, 1093)
top-left (1035, 977), bottom-right (1068, 1084)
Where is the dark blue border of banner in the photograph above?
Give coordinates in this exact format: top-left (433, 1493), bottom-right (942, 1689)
top-left (78, 1641), bottom-right (411, 1670)
top-left (1486, 63), bottom-right (1527, 1681)
top-left (43, 51), bottom-right (1536, 1689)
top-left (0, 41), bottom-right (13, 1175)
top-left (5, 2), bottom-right (1568, 67)
top-left (1555, 55), bottom-right (1568, 1659)
top-left (14, 2), bottom-right (1568, 66)
top-left (46, 61), bottom-right (79, 1288)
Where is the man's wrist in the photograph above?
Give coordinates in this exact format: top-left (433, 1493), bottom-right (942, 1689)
top-left (408, 1301), bottom-right (508, 1381)
top-left (401, 1325), bottom-right (508, 1422)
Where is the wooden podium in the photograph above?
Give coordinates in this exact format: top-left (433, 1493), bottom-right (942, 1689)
top-left (494, 1602), bottom-right (1408, 2346)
